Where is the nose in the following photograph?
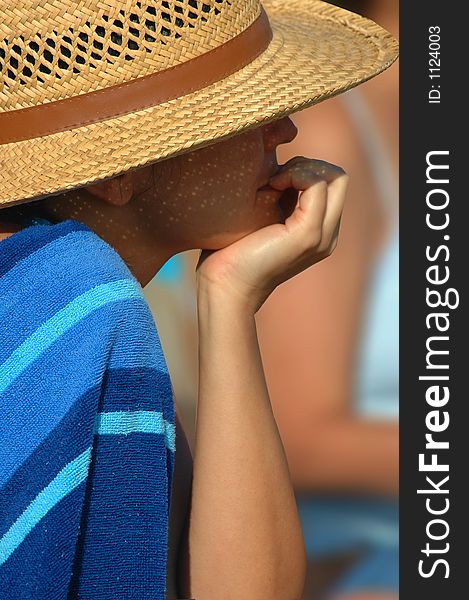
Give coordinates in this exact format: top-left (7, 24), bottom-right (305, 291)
top-left (262, 116), bottom-right (298, 152)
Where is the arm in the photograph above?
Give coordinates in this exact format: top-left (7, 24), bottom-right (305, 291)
top-left (180, 158), bottom-right (347, 600)
top-left (185, 286), bottom-right (306, 600)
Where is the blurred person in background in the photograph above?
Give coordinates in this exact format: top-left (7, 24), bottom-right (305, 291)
top-left (255, 1), bottom-right (399, 598)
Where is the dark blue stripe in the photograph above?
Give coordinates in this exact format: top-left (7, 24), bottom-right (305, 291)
top-left (68, 434), bottom-right (170, 599)
top-left (0, 384), bottom-right (99, 536)
top-left (0, 483), bottom-right (87, 599)
top-left (101, 368), bottom-right (174, 413)
top-left (0, 367), bottom-right (175, 536)
top-left (0, 449), bottom-right (91, 566)
top-left (95, 367), bottom-right (175, 493)
top-left (0, 220), bottom-right (88, 278)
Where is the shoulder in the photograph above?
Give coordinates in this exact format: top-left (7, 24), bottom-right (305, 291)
top-left (1, 219), bottom-right (136, 287)
top-left (0, 220), bottom-right (149, 363)
top-left (0, 218), bottom-right (143, 310)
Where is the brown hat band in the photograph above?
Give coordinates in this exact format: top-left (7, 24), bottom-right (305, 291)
top-left (0, 8), bottom-right (272, 146)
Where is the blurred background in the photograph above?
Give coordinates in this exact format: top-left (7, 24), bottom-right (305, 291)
top-left (144, 1), bottom-right (398, 598)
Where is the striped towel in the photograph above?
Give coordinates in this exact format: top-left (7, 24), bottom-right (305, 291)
top-left (0, 220), bottom-right (175, 599)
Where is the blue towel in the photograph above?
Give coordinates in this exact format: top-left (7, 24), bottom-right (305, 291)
top-left (0, 220), bottom-right (175, 599)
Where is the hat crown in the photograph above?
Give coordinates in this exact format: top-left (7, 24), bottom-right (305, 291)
top-left (0, 0), bottom-right (260, 112)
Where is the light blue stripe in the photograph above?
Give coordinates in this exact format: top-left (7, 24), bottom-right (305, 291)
top-left (0, 448), bottom-right (91, 566)
top-left (0, 279), bottom-right (143, 396)
top-left (95, 411), bottom-right (175, 452)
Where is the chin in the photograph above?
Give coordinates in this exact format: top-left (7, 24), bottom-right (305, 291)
top-left (201, 232), bottom-right (247, 250)
top-left (195, 197), bottom-right (285, 250)
top-left (205, 219), bottom-right (281, 250)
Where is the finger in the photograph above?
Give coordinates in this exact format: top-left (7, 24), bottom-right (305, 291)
top-left (284, 179), bottom-right (328, 249)
top-left (320, 172), bottom-right (348, 247)
top-left (269, 158), bottom-right (346, 191)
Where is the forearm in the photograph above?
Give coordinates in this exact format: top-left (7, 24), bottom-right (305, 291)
top-left (187, 285), bottom-right (306, 600)
top-left (288, 418), bottom-right (398, 496)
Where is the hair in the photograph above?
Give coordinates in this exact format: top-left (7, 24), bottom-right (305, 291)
top-left (0, 198), bottom-right (53, 225)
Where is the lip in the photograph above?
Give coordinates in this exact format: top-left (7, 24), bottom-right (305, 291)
top-left (257, 160), bottom-right (281, 191)
top-left (257, 183), bottom-right (281, 192)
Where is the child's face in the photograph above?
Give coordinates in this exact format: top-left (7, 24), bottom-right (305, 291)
top-left (130, 116), bottom-right (298, 250)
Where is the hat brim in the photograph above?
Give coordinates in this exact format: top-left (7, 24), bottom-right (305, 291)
top-left (0, 0), bottom-right (398, 207)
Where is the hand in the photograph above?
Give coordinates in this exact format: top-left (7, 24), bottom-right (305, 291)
top-left (196, 157), bottom-right (348, 313)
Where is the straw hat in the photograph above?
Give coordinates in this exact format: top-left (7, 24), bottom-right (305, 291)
top-left (0, 0), bottom-right (398, 207)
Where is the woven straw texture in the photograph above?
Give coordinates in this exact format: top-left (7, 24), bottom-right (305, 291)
top-left (0, 0), bottom-right (398, 207)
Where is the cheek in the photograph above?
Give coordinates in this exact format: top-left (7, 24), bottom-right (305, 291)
top-left (253, 189), bottom-right (284, 224)
top-left (172, 144), bottom-right (262, 222)
top-left (148, 131), bottom-right (274, 245)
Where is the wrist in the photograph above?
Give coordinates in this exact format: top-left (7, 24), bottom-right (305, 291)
top-left (196, 280), bottom-right (258, 322)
